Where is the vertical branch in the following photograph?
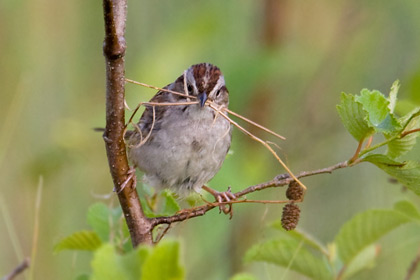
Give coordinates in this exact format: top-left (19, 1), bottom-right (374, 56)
top-left (102, 0), bottom-right (152, 246)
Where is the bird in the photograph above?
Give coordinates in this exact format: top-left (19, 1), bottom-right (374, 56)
top-left (126, 63), bottom-right (235, 212)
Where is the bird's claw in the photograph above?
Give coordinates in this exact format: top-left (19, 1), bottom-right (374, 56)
top-left (115, 166), bottom-right (137, 193)
top-left (203, 186), bottom-right (236, 219)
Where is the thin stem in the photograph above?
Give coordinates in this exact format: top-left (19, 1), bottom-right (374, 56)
top-left (353, 129), bottom-right (419, 159)
top-left (129, 106), bottom-right (155, 149)
top-left (358, 136), bottom-right (397, 158)
top-left (401, 128), bottom-right (420, 138)
top-left (349, 138), bottom-right (364, 163)
top-left (353, 116), bottom-right (420, 160)
top-left (224, 108), bottom-right (286, 140)
top-left (364, 135), bottom-right (373, 149)
top-left (141, 101), bottom-right (198, 106)
top-left (3, 258), bottom-right (30, 280)
top-left (150, 161), bottom-right (349, 227)
top-left (216, 199), bottom-right (293, 204)
top-left (125, 78), bottom-right (193, 99)
top-left (126, 79), bottom-right (286, 142)
top-left (336, 265), bottom-right (347, 280)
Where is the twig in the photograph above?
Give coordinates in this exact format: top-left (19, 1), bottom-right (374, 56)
top-left (364, 135), bottom-right (373, 149)
top-left (102, 0), bottom-right (152, 246)
top-left (129, 106), bottom-right (155, 149)
top-left (125, 78), bottom-right (193, 99)
top-left (359, 115), bottom-right (420, 158)
top-left (124, 101), bottom-right (199, 139)
top-left (125, 79), bottom-right (286, 142)
top-left (150, 161), bottom-right (348, 227)
top-left (235, 161), bottom-right (348, 197)
top-left (224, 108), bottom-right (286, 140)
top-left (336, 264), bottom-right (347, 280)
top-left (153, 224), bottom-right (172, 244)
top-left (405, 246), bottom-right (420, 280)
top-left (3, 258), bottom-right (30, 280)
top-left (213, 199), bottom-right (294, 205)
top-left (401, 128), bottom-right (420, 138)
top-left (183, 70), bottom-right (191, 102)
top-left (349, 138), bottom-right (364, 163)
top-left (141, 101), bottom-right (198, 106)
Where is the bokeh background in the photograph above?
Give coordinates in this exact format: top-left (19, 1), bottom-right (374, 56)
top-left (1, 0), bottom-right (420, 279)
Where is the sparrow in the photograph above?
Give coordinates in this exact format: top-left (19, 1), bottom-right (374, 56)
top-left (126, 63), bottom-right (235, 212)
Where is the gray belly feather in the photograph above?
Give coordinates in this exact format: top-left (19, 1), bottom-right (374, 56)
top-left (128, 106), bottom-right (232, 195)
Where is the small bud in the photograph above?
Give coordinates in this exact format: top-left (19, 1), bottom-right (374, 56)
top-left (281, 203), bottom-right (301, 231)
top-left (286, 181), bottom-right (304, 201)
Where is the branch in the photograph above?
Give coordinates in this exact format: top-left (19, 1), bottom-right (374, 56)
top-left (102, 0), bottom-right (152, 246)
top-left (401, 128), bottom-right (420, 138)
top-left (3, 258), bottom-right (30, 280)
top-left (151, 161), bottom-right (348, 227)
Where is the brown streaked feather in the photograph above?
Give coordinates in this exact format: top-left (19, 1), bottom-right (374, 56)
top-left (193, 63), bottom-right (222, 93)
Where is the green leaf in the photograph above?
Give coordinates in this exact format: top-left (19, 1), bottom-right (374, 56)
top-left (141, 240), bottom-right (185, 280)
top-left (387, 113), bottom-right (420, 158)
top-left (87, 203), bottom-right (111, 241)
top-left (91, 243), bottom-right (152, 280)
top-left (230, 273), bottom-right (257, 280)
top-left (75, 274), bottom-right (91, 280)
top-left (140, 196), bottom-right (156, 218)
top-left (363, 154), bottom-right (420, 195)
top-left (393, 200), bottom-right (420, 220)
top-left (386, 132), bottom-right (418, 159)
top-left (121, 246), bottom-right (151, 280)
top-left (162, 190), bottom-right (181, 215)
top-left (355, 89), bottom-right (401, 134)
top-left (245, 239), bottom-right (332, 280)
top-left (362, 153), bottom-right (405, 166)
top-left (91, 245), bottom-right (123, 280)
top-left (341, 245), bottom-right (378, 279)
top-left (54, 230), bottom-right (102, 253)
top-left (87, 203), bottom-right (125, 243)
top-left (91, 244), bottom-right (134, 280)
top-left (335, 209), bottom-right (411, 264)
top-left (142, 191), bottom-right (181, 217)
top-left (399, 107), bottom-right (420, 128)
top-left (337, 93), bottom-right (373, 141)
top-left (271, 222), bottom-right (327, 253)
top-left (388, 80), bottom-right (400, 114)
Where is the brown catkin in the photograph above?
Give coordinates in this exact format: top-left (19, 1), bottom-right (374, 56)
top-left (286, 181), bottom-right (304, 201)
top-left (281, 203), bottom-right (301, 231)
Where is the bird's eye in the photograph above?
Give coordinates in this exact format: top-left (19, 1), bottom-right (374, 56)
top-left (187, 85), bottom-right (193, 93)
top-left (216, 89), bottom-right (221, 97)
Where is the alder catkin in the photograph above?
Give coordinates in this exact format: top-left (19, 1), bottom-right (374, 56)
top-left (286, 181), bottom-right (304, 201)
top-left (281, 203), bottom-right (301, 231)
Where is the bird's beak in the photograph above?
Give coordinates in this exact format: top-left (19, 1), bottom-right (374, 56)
top-left (198, 92), bottom-right (208, 107)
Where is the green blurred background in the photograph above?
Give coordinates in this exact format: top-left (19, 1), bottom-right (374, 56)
top-left (1, 0), bottom-right (420, 279)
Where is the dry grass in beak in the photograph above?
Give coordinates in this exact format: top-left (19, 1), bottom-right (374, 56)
top-left (125, 78), bottom-right (307, 194)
